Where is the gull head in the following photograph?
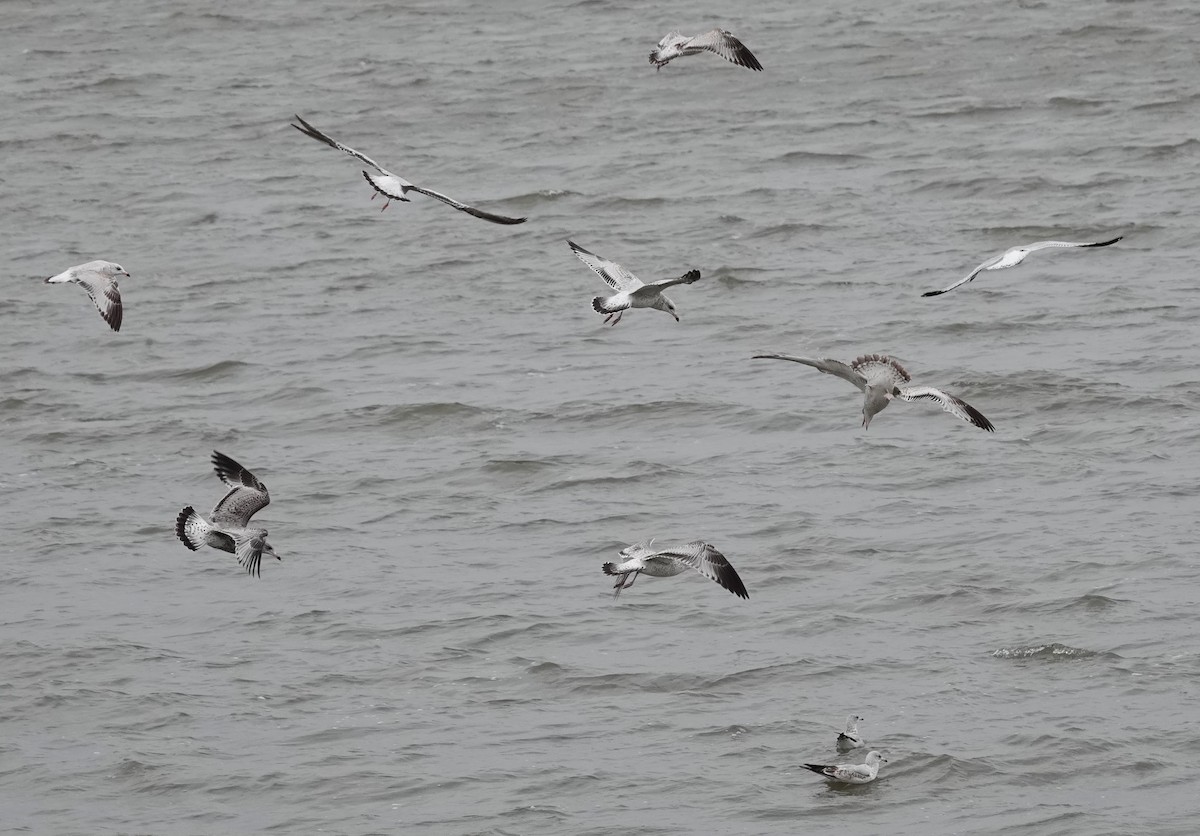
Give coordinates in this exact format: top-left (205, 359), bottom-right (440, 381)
top-left (87, 260), bottom-right (130, 279)
top-left (261, 536), bottom-right (281, 562)
top-left (862, 385), bottom-right (895, 430)
top-left (865, 751), bottom-right (887, 767)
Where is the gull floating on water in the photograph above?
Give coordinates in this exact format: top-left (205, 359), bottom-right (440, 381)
top-left (567, 240), bottom-right (700, 325)
top-left (922, 235), bottom-right (1122, 297)
top-left (176, 451), bottom-right (280, 578)
top-left (603, 540), bottom-right (749, 599)
top-left (837, 715), bottom-right (866, 752)
top-left (752, 352), bottom-right (995, 432)
top-left (803, 751), bottom-right (887, 784)
top-left (649, 29), bottom-right (763, 71)
top-left (44, 260), bottom-right (127, 332)
top-left (291, 115), bottom-right (526, 225)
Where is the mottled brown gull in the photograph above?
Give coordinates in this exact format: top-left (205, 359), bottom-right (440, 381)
top-left (176, 451), bottom-right (280, 578)
top-left (649, 29), bottom-right (763, 71)
top-left (602, 540), bottom-right (749, 599)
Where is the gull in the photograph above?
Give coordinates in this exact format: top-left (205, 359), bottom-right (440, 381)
top-left (922, 235), bottom-right (1122, 297)
top-left (44, 260), bottom-right (127, 332)
top-left (291, 114), bottom-right (526, 225)
top-left (567, 240), bottom-right (701, 325)
top-left (175, 451), bottom-right (280, 578)
top-left (837, 715), bottom-right (866, 752)
top-left (649, 29), bottom-right (763, 71)
top-left (602, 540), bottom-right (749, 599)
top-left (752, 352), bottom-right (995, 432)
top-left (802, 751), bottom-right (887, 784)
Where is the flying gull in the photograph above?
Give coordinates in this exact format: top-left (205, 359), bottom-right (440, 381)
top-left (176, 451), bottom-right (280, 578)
top-left (752, 352), bottom-right (995, 432)
top-left (922, 235), bottom-right (1122, 296)
top-left (649, 29), bottom-right (763, 71)
top-left (802, 751), bottom-right (887, 784)
top-left (567, 240), bottom-right (701, 325)
top-left (837, 715), bottom-right (866, 752)
top-left (603, 539), bottom-right (749, 599)
top-left (291, 114), bottom-right (526, 225)
top-left (44, 260), bottom-right (127, 332)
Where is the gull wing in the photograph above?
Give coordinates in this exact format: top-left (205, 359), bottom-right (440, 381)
top-left (291, 114), bottom-right (392, 175)
top-left (922, 253), bottom-right (1004, 297)
top-left (645, 269), bottom-right (701, 290)
top-left (688, 29), bottom-right (763, 70)
top-left (850, 354), bottom-right (911, 389)
top-left (1024, 236), bottom-right (1123, 253)
top-left (568, 241), bottom-right (644, 292)
top-left (752, 353), bottom-right (868, 392)
top-left (233, 532), bottom-right (265, 579)
top-left (74, 274), bottom-right (122, 332)
top-left (209, 451), bottom-right (271, 527)
top-left (897, 385), bottom-right (995, 431)
top-left (406, 184), bottom-right (526, 225)
top-left (654, 541), bottom-right (749, 599)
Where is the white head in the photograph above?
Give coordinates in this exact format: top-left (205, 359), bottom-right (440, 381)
top-left (845, 714), bottom-right (864, 731)
top-left (861, 385), bottom-right (900, 430)
top-left (85, 260), bottom-right (130, 279)
top-left (654, 296), bottom-right (679, 322)
top-left (864, 751), bottom-right (886, 767)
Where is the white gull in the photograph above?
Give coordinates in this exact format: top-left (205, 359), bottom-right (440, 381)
top-left (44, 260), bottom-right (127, 332)
top-left (603, 540), bottom-right (749, 599)
top-left (568, 240), bottom-right (701, 325)
top-left (649, 29), bottom-right (763, 71)
top-left (176, 451), bottom-right (280, 578)
top-left (922, 235), bottom-right (1122, 297)
top-left (803, 751), bottom-right (886, 784)
top-left (837, 714), bottom-right (866, 752)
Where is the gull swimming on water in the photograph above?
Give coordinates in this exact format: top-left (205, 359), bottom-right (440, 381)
top-left (567, 240), bottom-right (701, 325)
top-left (44, 260), bottom-right (127, 332)
top-left (649, 29), bottom-right (763, 71)
top-left (603, 540), bottom-right (749, 599)
top-left (752, 352), bottom-right (995, 432)
top-left (922, 235), bottom-right (1122, 297)
top-left (837, 715), bottom-right (866, 752)
top-left (176, 451), bottom-right (280, 578)
top-left (803, 751), bottom-right (886, 784)
top-left (291, 115), bottom-right (527, 225)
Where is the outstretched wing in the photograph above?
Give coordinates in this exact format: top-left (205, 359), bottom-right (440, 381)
top-left (568, 241), bottom-right (644, 291)
top-left (233, 532), bottom-right (265, 579)
top-left (74, 275), bottom-right (122, 332)
top-left (688, 29), bottom-right (763, 70)
top-left (1024, 236), bottom-right (1122, 253)
top-left (209, 451), bottom-right (271, 527)
top-left (922, 253), bottom-right (1004, 297)
top-left (407, 184), bottom-right (526, 225)
top-left (897, 386), bottom-right (995, 431)
top-left (646, 269), bottom-right (701, 289)
top-left (751, 353), bottom-right (867, 392)
top-left (292, 114), bottom-right (391, 175)
top-left (654, 541), bottom-right (749, 599)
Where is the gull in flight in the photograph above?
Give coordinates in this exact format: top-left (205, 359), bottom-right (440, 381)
top-left (176, 451), bottom-right (280, 578)
top-left (603, 540), bottom-right (749, 599)
top-left (752, 352), bottom-right (995, 432)
top-left (44, 260), bottom-right (127, 332)
top-left (922, 235), bottom-right (1122, 297)
top-left (803, 751), bottom-right (887, 784)
top-left (567, 240), bottom-right (701, 325)
top-left (649, 29), bottom-right (763, 71)
top-left (837, 715), bottom-right (866, 752)
top-left (291, 114), bottom-right (527, 225)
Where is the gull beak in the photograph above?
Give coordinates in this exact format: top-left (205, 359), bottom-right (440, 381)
top-left (671, 312), bottom-right (680, 322)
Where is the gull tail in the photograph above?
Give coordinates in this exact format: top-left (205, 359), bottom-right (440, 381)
top-left (175, 506), bottom-right (209, 551)
top-left (801, 763), bottom-right (830, 775)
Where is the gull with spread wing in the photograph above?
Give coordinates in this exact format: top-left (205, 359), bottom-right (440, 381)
top-left (752, 352), bottom-right (995, 432)
top-left (176, 451), bottom-right (280, 578)
top-left (44, 260), bottom-right (128, 332)
top-left (603, 540), bottom-right (749, 599)
top-left (291, 115), bottom-right (526, 225)
top-left (567, 240), bottom-right (701, 325)
top-left (922, 235), bottom-right (1122, 296)
top-left (649, 29), bottom-right (763, 71)
top-left (803, 751), bottom-right (887, 785)
top-left (837, 715), bottom-right (866, 752)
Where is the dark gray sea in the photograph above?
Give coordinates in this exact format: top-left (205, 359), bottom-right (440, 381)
top-left (3, 0), bottom-right (1199, 833)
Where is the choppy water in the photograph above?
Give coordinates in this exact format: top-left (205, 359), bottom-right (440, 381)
top-left (3, 0), bottom-right (1200, 833)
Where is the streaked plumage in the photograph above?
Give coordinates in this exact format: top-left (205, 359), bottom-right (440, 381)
top-left (44, 260), bottom-right (127, 332)
top-left (175, 451), bottom-right (280, 578)
top-left (922, 236), bottom-right (1122, 297)
top-left (837, 714), bottom-right (866, 752)
top-left (291, 114), bottom-right (526, 225)
top-left (602, 540), bottom-right (749, 599)
top-left (567, 240), bottom-right (701, 325)
top-left (803, 751), bottom-right (886, 784)
top-left (649, 29), bottom-right (763, 71)
top-left (752, 352), bottom-right (995, 432)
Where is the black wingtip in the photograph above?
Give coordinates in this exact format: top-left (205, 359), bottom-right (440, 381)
top-left (210, 450), bottom-right (246, 481)
top-left (802, 764), bottom-right (828, 775)
top-left (921, 289), bottom-right (943, 298)
top-left (1087, 236), bottom-right (1123, 247)
top-left (602, 562), bottom-right (619, 576)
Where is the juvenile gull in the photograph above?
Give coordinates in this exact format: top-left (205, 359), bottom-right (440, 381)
top-left (176, 451), bottom-right (280, 578)
top-left (291, 114), bottom-right (526, 225)
top-left (567, 240), bottom-right (700, 325)
top-left (649, 29), bottom-right (763, 71)
top-left (922, 235), bottom-right (1122, 297)
top-left (803, 751), bottom-right (887, 784)
top-left (44, 260), bottom-right (127, 332)
top-left (603, 540), bottom-right (749, 599)
top-left (837, 715), bottom-right (866, 752)
top-left (752, 352), bottom-right (995, 432)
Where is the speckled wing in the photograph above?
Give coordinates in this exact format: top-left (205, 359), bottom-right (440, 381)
top-left (752, 353), bottom-right (868, 392)
top-left (407, 183), bottom-right (527, 225)
top-left (233, 532), bottom-right (265, 578)
top-left (568, 241), bottom-right (644, 292)
top-left (897, 385), bottom-right (995, 431)
top-left (688, 29), bottom-right (763, 70)
top-left (815, 762), bottom-right (873, 782)
top-left (292, 114), bottom-right (391, 175)
top-left (74, 274), bottom-right (122, 332)
top-left (209, 451), bottom-right (270, 527)
top-left (655, 541), bottom-right (749, 599)
top-left (850, 354), bottom-right (911, 390)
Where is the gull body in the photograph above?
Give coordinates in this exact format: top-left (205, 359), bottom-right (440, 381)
top-left (649, 29), bottom-right (763, 71)
top-left (567, 240), bottom-right (700, 325)
top-left (837, 714), bottom-right (866, 752)
top-left (922, 235), bottom-right (1122, 296)
top-left (752, 352), bottom-right (995, 432)
top-left (44, 260), bottom-right (128, 332)
top-left (291, 115), bottom-right (526, 225)
top-left (176, 451), bottom-right (280, 578)
top-left (803, 751), bottom-right (886, 784)
top-left (603, 540), bottom-right (749, 599)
